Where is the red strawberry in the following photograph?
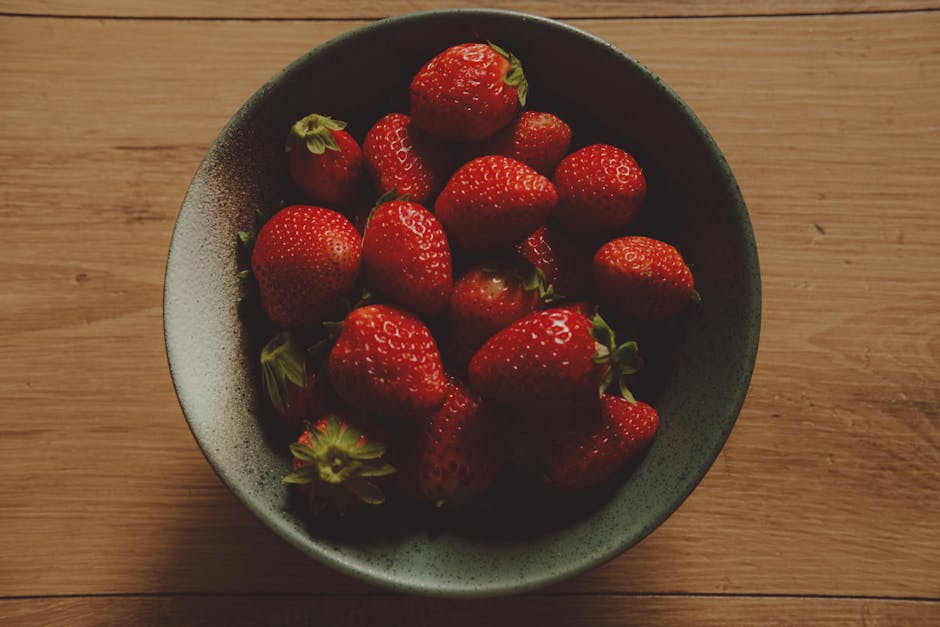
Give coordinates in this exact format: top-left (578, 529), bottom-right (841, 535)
top-left (410, 42), bottom-right (527, 142)
top-left (284, 414), bottom-right (396, 514)
top-left (593, 236), bottom-right (695, 320)
top-left (328, 304), bottom-right (447, 418)
top-left (434, 155), bottom-right (557, 250)
top-left (520, 395), bottom-right (658, 490)
top-left (260, 331), bottom-right (329, 428)
top-left (362, 113), bottom-right (454, 206)
top-left (361, 199), bottom-right (453, 319)
top-left (399, 376), bottom-right (509, 504)
top-left (444, 262), bottom-right (547, 370)
top-left (553, 144), bottom-right (647, 236)
top-left (466, 111), bottom-right (571, 177)
top-left (517, 224), bottom-right (596, 301)
top-left (251, 205), bottom-right (361, 328)
top-left (285, 113), bottom-right (363, 209)
top-left (468, 308), bottom-right (642, 418)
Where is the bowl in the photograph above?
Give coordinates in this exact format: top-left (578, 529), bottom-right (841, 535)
top-left (164, 9), bottom-right (760, 597)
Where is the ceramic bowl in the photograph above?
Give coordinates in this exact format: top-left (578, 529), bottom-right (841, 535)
top-left (164, 9), bottom-right (760, 597)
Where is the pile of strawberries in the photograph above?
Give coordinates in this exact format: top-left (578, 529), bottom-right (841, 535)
top-left (240, 42), bottom-right (697, 515)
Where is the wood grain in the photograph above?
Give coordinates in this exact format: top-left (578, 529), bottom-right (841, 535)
top-left (1, 595), bottom-right (938, 626)
top-left (0, 5), bottom-right (938, 611)
top-left (1, 0), bottom-right (939, 19)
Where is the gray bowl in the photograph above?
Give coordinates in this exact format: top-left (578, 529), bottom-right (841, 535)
top-left (164, 9), bottom-right (760, 597)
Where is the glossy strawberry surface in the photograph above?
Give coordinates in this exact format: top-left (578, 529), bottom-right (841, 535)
top-left (527, 395), bottom-right (659, 490)
top-left (553, 143), bottom-right (646, 236)
top-left (434, 155), bottom-right (557, 250)
top-left (467, 111), bottom-right (571, 177)
top-left (400, 376), bottom-right (509, 504)
top-left (362, 200), bottom-right (453, 319)
top-left (410, 42), bottom-right (525, 142)
top-left (328, 305), bottom-right (447, 418)
top-left (593, 235), bottom-right (695, 320)
top-left (286, 118), bottom-right (363, 209)
top-left (517, 224), bottom-right (596, 301)
top-left (444, 264), bottom-right (541, 370)
top-left (468, 307), bottom-right (607, 418)
top-left (362, 113), bottom-right (454, 206)
top-left (250, 205), bottom-right (361, 328)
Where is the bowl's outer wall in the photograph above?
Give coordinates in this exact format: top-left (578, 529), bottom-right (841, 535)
top-left (165, 9), bottom-right (760, 597)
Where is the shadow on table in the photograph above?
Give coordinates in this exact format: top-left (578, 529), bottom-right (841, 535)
top-left (152, 472), bottom-right (684, 627)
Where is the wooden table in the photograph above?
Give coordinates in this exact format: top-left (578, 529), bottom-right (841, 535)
top-left (2, 1), bottom-right (938, 624)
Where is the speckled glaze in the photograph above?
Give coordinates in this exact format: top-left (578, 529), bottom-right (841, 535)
top-left (164, 9), bottom-right (761, 597)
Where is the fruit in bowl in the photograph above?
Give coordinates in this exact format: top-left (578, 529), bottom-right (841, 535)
top-left (165, 9), bottom-right (760, 597)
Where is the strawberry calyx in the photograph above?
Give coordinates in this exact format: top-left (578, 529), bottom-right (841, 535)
top-left (283, 415), bottom-right (396, 514)
top-left (520, 263), bottom-right (557, 304)
top-left (260, 330), bottom-right (308, 415)
top-left (285, 113), bottom-right (347, 155)
top-left (489, 42), bottom-right (528, 107)
top-left (590, 312), bottom-right (644, 402)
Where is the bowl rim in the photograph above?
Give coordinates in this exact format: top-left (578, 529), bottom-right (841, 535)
top-left (164, 7), bottom-right (761, 598)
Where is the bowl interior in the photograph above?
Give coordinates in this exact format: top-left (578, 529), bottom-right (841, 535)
top-left (164, 9), bottom-right (760, 597)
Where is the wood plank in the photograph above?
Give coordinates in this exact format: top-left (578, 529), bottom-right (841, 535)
top-left (1, 0), bottom-right (939, 19)
top-left (1, 595), bottom-right (938, 626)
top-left (0, 11), bottom-right (938, 600)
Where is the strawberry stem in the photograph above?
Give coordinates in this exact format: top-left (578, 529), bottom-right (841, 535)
top-left (285, 113), bottom-right (347, 154)
top-left (260, 331), bottom-right (307, 415)
top-left (283, 415), bottom-right (396, 514)
top-left (590, 312), bottom-right (644, 401)
top-left (521, 263), bottom-right (558, 304)
top-left (489, 41), bottom-right (528, 107)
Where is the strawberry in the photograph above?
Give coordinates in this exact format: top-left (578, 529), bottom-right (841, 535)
top-left (410, 42), bottom-right (527, 142)
top-left (434, 155), bottom-right (557, 250)
top-left (444, 262), bottom-right (548, 370)
top-left (328, 304), bottom-right (447, 418)
top-left (399, 376), bottom-right (509, 505)
top-left (466, 111), bottom-right (571, 177)
top-left (552, 143), bottom-right (647, 236)
top-left (593, 235), bottom-right (695, 320)
top-left (260, 331), bottom-right (329, 428)
top-left (362, 113), bottom-right (454, 206)
top-left (284, 414), bottom-right (396, 514)
top-left (251, 205), bottom-right (361, 328)
top-left (285, 113), bottom-right (363, 209)
top-left (361, 199), bottom-right (453, 319)
top-left (468, 308), bottom-right (643, 418)
top-left (516, 224), bottom-right (595, 301)
top-left (519, 395), bottom-right (658, 490)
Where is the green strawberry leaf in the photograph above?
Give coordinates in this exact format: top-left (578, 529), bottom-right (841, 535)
top-left (358, 461), bottom-right (396, 478)
top-left (590, 313), bottom-right (616, 363)
top-left (488, 41), bottom-right (528, 107)
top-left (337, 424), bottom-right (363, 451)
top-left (348, 480), bottom-right (386, 505)
top-left (619, 377), bottom-right (637, 404)
top-left (349, 442), bottom-right (386, 460)
top-left (288, 442), bottom-right (319, 463)
top-left (260, 331), bottom-right (307, 415)
top-left (282, 465), bottom-right (319, 484)
top-left (285, 113), bottom-right (346, 154)
top-left (237, 230), bottom-right (255, 247)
